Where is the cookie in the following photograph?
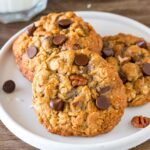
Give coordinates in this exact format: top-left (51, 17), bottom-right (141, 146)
top-left (12, 11), bottom-right (103, 81)
top-left (102, 33), bottom-right (150, 106)
top-left (32, 49), bottom-right (126, 136)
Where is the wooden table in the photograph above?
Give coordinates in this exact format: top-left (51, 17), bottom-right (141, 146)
top-left (0, 0), bottom-right (150, 149)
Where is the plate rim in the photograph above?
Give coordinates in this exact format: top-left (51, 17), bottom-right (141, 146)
top-left (0, 11), bottom-right (150, 150)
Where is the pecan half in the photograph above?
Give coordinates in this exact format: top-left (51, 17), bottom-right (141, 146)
top-left (69, 74), bottom-right (87, 87)
top-left (131, 116), bottom-right (150, 128)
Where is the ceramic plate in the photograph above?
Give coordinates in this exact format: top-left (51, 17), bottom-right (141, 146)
top-left (0, 11), bottom-right (150, 150)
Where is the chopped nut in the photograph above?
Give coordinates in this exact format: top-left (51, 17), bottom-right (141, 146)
top-left (69, 74), bottom-right (87, 87)
top-left (118, 55), bottom-right (130, 64)
top-left (131, 116), bottom-right (150, 128)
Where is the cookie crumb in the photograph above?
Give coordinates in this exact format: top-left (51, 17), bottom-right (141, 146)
top-left (15, 97), bottom-right (24, 102)
top-left (87, 3), bottom-right (92, 9)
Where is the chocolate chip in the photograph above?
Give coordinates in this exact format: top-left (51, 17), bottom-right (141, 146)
top-left (27, 46), bottom-right (38, 59)
top-left (119, 71), bottom-right (127, 84)
top-left (73, 44), bottom-right (81, 50)
top-left (74, 54), bottom-right (89, 66)
top-left (102, 48), bottom-right (114, 58)
top-left (58, 19), bottom-right (72, 28)
top-left (50, 99), bottom-right (64, 111)
top-left (100, 86), bottom-right (110, 94)
top-left (136, 41), bottom-right (147, 49)
top-left (3, 80), bottom-right (15, 93)
top-left (26, 24), bottom-right (36, 36)
top-left (96, 95), bottom-right (110, 110)
top-left (53, 34), bottom-right (67, 46)
top-left (142, 63), bottom-right (150, 76)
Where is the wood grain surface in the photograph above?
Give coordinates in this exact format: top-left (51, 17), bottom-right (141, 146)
top-left (0, 0), bottom-right (150, 149)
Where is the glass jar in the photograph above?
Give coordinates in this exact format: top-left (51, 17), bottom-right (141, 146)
top-left (0, 0), bottom-right (48, 23)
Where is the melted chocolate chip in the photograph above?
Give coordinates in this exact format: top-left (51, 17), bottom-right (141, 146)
top-left (102, 47), bottom-right (114, 58)
top-left (27, 46), bottom-right (38, 59)
top-left (96, 95), bottom-right (110, 110)
top-left (74, 54), bottom-right (89, 66)
top-left (50, 99), bottom-right (64, 111)
top-left (119, 71), bottom-right (127, 84)
top-left (26, 24), bottom-right (36, 36)
top-left (142, 63), bottom-right (150, 76)
top-left (136, 41), bottom-right (147, 49)
top-left (3, 80), bottom-right (15, 93)
top-left (58, 19), bottom-right (72, 28)
top-left (100, 86), bottom-right (111, 94)
top-left (53, 34), bottom-right (67, 46)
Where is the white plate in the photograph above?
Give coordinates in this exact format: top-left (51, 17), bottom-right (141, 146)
top-left (0, 11), bottom-right (150, 150)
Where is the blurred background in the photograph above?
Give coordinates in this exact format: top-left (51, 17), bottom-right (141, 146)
top-left (0, 0), bottom-right (150, 150)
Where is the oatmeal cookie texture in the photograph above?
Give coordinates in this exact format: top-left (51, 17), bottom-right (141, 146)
top-left (102, 33), bottom-right (150, 106)
top-left (12, 11), bottom-right (102, 81)
top-left (32, 49), bottom-right (126, 136)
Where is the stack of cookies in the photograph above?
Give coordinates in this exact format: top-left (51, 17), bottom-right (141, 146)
top-left (12, 12), bottom-right (150, 136)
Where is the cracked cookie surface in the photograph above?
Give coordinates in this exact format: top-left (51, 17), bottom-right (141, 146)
top-left (12, 11), bottom-right (102, 81)
top-left (102, 33), bottom-right (150, 106)
top-left (32, 49), bottom-right (126, 136)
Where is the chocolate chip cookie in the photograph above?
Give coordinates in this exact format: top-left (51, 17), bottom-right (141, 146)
top-left (32, 49), bottom-right (126, 136)
top-left (102, 33), bottom-right (150, 106)
top-left (12, 11), bottom-right (102, 81)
